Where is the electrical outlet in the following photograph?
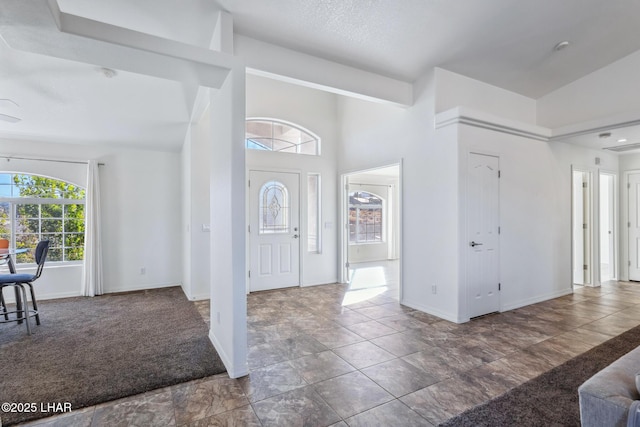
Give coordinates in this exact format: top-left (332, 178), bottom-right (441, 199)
top-left (140, 267), bottom-right (146, 275)
top-left (431, 284), bottom-right (437, 294)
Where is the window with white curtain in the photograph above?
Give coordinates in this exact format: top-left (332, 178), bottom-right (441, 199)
top-left (0, 173), bottom-right (85, 263)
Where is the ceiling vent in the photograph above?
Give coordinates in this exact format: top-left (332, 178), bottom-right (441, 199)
top-left (603, 143), bottom-right (640, 152)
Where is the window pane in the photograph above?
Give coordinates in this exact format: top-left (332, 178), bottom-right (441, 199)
top-left (47, 248), bottom-right (62, 262)
top-left (2, 174), bottom-right (86, 262)
top-left (349, 191), bottom-right (383, 244)
top-left (246, 120), bottom-right (318, 156)
top-left (64, 204), bottom-right (84, 218)
top-left (259, 181), bottom-right (289, 234)
top-left (307, 174), bottom-right (320, 253)
top-left (41, 204), bottom-right (62, 218)
top-left (64, 232), bottom-right (84, 247)
top-left (66, 247), bottom-right (84, 261)
top-left (42, 219), bottom-right (62, 233)
top-left (298, 140), bottom-right (317, 155)
top-left (21, 219), bottom-right (40, 233)
top-left (0, 202), bottom-right (10, 239)
top-left (16, 204), bottom-right (39, 218)
top-left (65, 219), bottom-right (85, 233)
top-left (42, 233), bottom-right (63, 248)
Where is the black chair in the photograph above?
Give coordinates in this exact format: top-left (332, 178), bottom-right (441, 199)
top-left (0, 240), bottom-right (50, 334)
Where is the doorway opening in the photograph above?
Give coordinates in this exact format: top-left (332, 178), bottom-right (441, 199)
top-left (572, 169), bottom-right (593, 286)
top-left (340, 164), bottom-right (402, 304)
top-left (599, 172), bottom-right (616, 282)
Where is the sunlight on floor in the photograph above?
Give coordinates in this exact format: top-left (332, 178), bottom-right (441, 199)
top-left (342, 266), bottom-right (388, 306)
top-left (349, 266), bottom-right (387, 289)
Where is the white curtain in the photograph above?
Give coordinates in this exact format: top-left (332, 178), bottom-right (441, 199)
top-left (81, 160), bottom-right (103, 296)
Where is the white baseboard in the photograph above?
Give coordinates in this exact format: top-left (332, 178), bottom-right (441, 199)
top-left (401, 299), bottom-right (463, 323)
top-left (104, 282), bottom-right (178, 294)
top-left (300, 280), bottom-right (338, 288)
top-left (208, 330), bottom-right (249, 379)
top-left (1, 290), bottom-right (82, 304)
top-left (501, 287), bottom-right (574, 312)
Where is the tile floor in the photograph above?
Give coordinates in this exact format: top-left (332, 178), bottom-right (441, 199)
top-left (17, 262), bottom-right (640, 426)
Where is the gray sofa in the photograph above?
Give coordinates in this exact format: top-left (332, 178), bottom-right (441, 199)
top-left (579, 345), bottom-right (640, 426)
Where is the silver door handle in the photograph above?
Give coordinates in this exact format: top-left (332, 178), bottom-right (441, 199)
top-left (470, 241), bottom-right (483, 247)
top-left (293, 234), bottom-right (299, 239)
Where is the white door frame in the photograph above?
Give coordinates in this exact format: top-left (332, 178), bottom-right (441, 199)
top-left (599, 170), bottom-right (618, 282)
top-left (246, 167), bottom-right (302, 293)
top-left (339, 161), bottom-right (403, 300)
top-left (624, 170), bottom-right (640, 281)
top-left (571, 166), bottom-right (598, 286)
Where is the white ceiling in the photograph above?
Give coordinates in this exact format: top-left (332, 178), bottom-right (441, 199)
top-left (1, 0), bottom-right (640, 150)
top-left (219, 0), bottom-right (640, 98)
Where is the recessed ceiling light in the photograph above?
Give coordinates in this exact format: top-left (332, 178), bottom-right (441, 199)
top-left (599, 132), bottom-right (612, 139)
top-left (554, 41), bottom-right (570, 51)
top-left (618, 138), bottom-right (628, 143)
top-left (100, 67), bottom-right (117, 78)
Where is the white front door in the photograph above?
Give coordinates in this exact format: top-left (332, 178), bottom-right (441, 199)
top-left (249, 170), bottom-right (300, 291)
top-left (467, 153), bottom-right (500, 318)
top-left (628, 173), bottom-right (640, 281)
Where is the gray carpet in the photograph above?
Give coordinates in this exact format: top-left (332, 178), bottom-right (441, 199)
top-left (0, 286), bottom-right (226, 426)
top-left (439, 323), bottom-right (640, 426)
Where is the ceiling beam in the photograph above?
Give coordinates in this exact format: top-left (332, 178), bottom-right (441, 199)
top-left (235, 35), bottom-right (413, 108)
top-left (47, 0), bottom-right (234, 89)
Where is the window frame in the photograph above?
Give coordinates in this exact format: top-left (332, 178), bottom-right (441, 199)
top-left (0, 173), bottom-right (86, 265)
top-left (348, 191), bottom-right (384, 245)
top-left (245, 118), bottom-right (321, 156)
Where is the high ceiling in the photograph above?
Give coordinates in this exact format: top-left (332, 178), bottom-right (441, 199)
top-left (1, 0), bottom-right (640, 150)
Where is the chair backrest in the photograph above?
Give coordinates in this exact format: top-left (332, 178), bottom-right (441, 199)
top-left (0, 239), bottom-right (8, 249)
top-left (34, 240), bottom-right (50, 279)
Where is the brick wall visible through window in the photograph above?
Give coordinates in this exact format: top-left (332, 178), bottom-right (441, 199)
top-left (349, 191), bottom-right (383, 244)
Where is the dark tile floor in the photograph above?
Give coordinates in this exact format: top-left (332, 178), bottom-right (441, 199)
top-left (18, 262), bottom-right (640, 426)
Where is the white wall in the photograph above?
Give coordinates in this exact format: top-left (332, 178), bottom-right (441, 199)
top-left (454, 126), bottom-right (618, 317)
top-left (245, 74), bottom-right (339, 286)
top-left (338, 71), bottom-right (462, 322)
top-left (208, 68), bottom-right (248, 379)
top-left (338, 66), bottom-right (624, 323)
top-left (0, 138), bottom-right (182, 300)
top-left (182, 110), bottom-right (212, 300)
top-left (537, 50), bottom-right (640, 128)
top-left (181, 127), bottom-right (193, 299)
top-left (435, 68), bottom-right (537, 124)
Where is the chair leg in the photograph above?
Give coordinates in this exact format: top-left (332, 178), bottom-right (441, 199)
top-left (27, 283), bottom-right (40, 325)
top-left (17, 284), bottom-right (30, 335)
top-left (0, 288), bottom-right (8, 321)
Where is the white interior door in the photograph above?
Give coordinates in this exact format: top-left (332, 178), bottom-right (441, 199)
top-left (249, 170), bottom-right (300, 291)
top-left (467, 153), bottom-right (500, 318)
top-left (572, 171), bottom-right (586, 284)
top-left (628, 173), bottom-right (640, 281)
top-left (600, 173), bottom-right (616, 282)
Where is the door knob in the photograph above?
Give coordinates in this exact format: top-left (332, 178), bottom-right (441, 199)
top-left (470, 241), bottom-right (483, 247)
top-left (293, 234), bottom-right (299, 239)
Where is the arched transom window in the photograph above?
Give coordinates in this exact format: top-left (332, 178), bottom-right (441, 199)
top-left (246, 119), bottom-right (320, 155)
